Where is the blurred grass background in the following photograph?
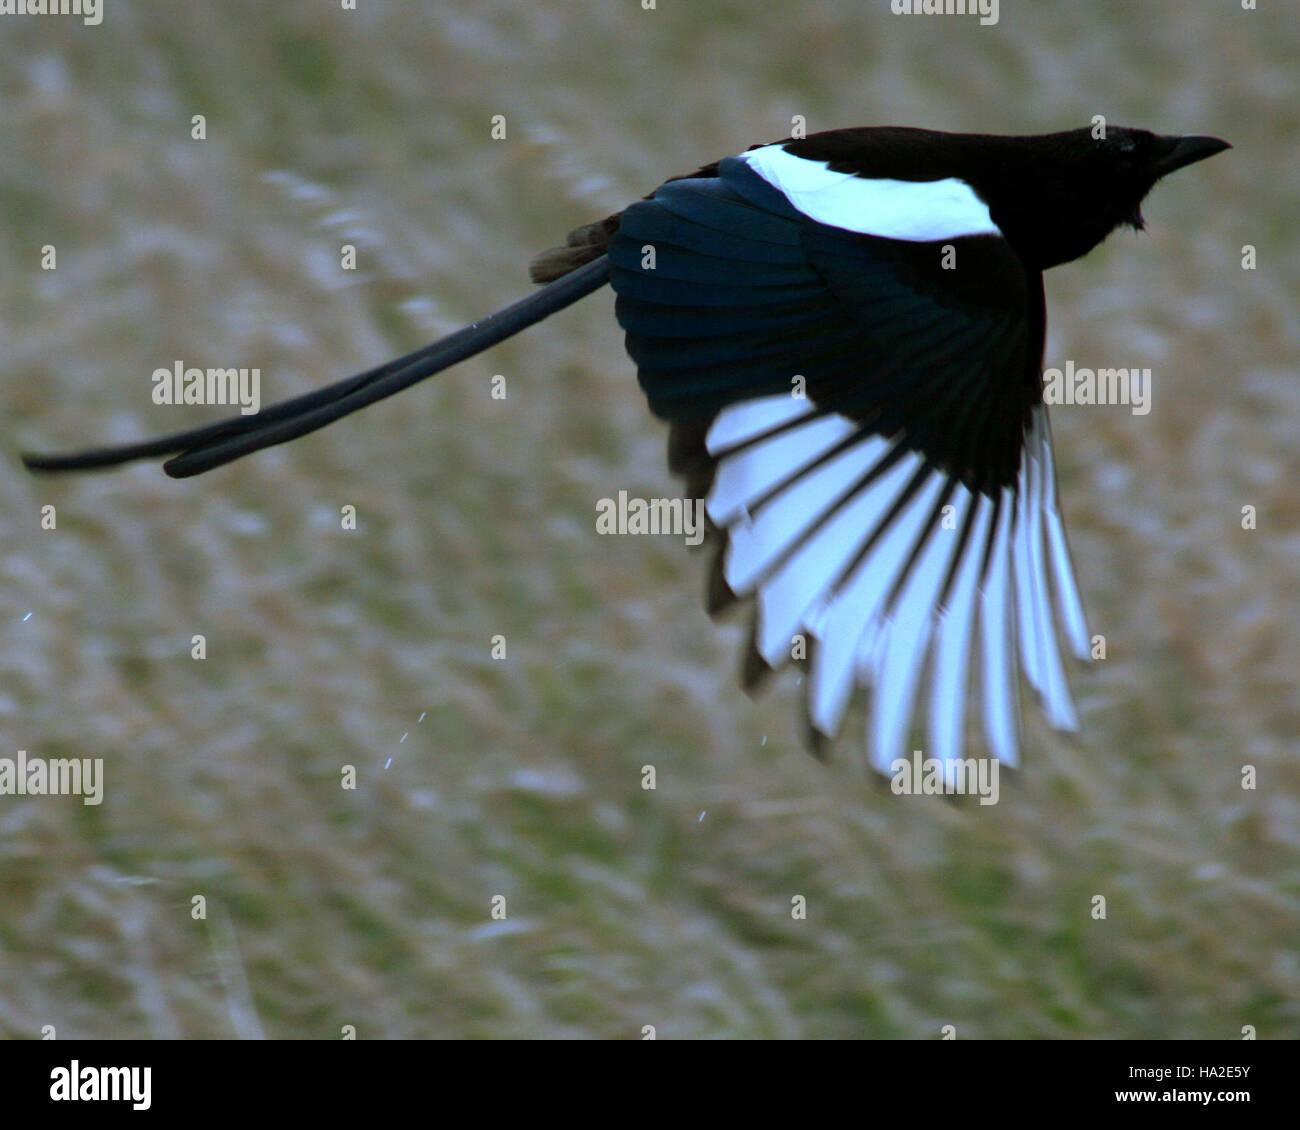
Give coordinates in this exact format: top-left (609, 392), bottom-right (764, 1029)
top-left (1, 1), bottom-right (1297, 1039)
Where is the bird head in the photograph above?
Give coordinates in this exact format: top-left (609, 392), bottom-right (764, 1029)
top-left (983, 126), bottom-right (1231, 269)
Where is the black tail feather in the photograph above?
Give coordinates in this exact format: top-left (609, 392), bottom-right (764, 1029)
top-left (22, 255), bottom-right (611, 478)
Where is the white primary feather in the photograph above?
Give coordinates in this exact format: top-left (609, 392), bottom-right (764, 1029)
top-left (707, 395), bottom-right (812, 450)
top-left (928, 494), bottom-right (994, 768)
top-left (723, 432), bottom-right (892, 593)
top-left (806, 469), bottom-right (945, 736)
top-left (1033, 407), bottom-right (1091, 660)
top-left (979, 492), bottom-right (1021, 767)
top-left (868, 488), bottom-right (973, 771)
top-left (702, 396), bottom-right (1088, 774)
top-left (707, 407), bottom-right (855, 526)
top-left (751, 448), bottom-right (920, 666)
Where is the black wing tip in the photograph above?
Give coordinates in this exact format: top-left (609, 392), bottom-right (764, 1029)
top-left (739, 634), bottom-right (774, 693)
top-left (805, 725), bottom-right (832, 764)
top-left (705, 542), bottom-right (739, 615)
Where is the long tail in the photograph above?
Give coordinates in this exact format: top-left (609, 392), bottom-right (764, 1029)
top-left (22, 255), bottom-right (611, 478)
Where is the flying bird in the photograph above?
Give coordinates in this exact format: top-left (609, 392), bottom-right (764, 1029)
top-left (23, 125), bottom-right (1230, 776)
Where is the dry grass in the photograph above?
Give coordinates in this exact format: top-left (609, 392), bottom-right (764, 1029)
top-left (1, 1), bottom-right (1296, 1038)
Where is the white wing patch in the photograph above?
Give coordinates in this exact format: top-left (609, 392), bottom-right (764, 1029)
top-left (739, 144), bottom-right (1001, 242)
top-left (705, 397), bottom-right (1087, 775)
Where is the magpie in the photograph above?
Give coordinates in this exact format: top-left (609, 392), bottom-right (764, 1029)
top-left (22, 125), bottom-right (1229, 777)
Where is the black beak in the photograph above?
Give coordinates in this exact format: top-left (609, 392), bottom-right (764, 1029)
top-left (1151, 134), bottom-right (1232, 178)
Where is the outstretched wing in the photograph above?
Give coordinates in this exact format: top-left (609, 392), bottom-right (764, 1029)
top-left (609, 150), bottom-right (1090, 773)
